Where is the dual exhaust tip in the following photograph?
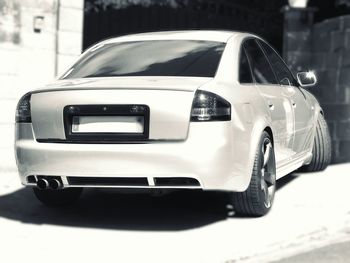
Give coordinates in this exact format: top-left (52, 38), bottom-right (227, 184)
top-left (36, 178), bottom-right (62, 190)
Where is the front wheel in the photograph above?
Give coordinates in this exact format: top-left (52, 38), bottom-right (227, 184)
top-left (230, 131), bottom-right (276, 217)
top-left (33, 187), bottom-right (83, 206)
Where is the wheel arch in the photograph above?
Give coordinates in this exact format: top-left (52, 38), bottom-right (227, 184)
top-left (239, 118), bottom-right (274, 191)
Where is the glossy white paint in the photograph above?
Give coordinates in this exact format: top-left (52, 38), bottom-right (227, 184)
top-left (15, 31), bottom-right (321, 191)
top-left (31, 88), bottom-right (195, 140)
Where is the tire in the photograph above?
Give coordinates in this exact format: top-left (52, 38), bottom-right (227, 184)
top-left (299, 114), bottom-right (331, 172)
top-left (33, 187), bottom-right (83, 206)
top-left (230, 131), bottom-right (276, 217)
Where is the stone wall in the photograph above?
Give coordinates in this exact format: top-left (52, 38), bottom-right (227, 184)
top-left (283, 7), bottom-right (350, 163)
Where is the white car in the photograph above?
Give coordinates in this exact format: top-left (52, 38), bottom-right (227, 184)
top-left (15, 31), bottom-right (331, 216)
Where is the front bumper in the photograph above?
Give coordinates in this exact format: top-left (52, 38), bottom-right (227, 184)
top-left (15, 122), bottom-right (250, 191)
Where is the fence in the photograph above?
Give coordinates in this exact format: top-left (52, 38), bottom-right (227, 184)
top-left (83, 0), bottom-right (285, 51)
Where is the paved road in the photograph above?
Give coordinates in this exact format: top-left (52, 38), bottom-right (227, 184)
top-left (0, 146), bottom-right (349, 262)
top-left (272, 240), bottom-right (350, 263)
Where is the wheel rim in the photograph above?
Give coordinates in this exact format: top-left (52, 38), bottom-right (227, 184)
top-left (261, 138), bottom-right (276, 208)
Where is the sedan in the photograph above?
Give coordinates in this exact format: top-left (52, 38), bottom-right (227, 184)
top-left (15, 31), bottom-right (331, 216)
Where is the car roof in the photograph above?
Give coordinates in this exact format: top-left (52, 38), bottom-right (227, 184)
top-left (101, 30), bottom-right (252, 44)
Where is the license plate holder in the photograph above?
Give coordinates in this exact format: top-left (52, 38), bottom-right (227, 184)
top-left (64, 105), bottom-right (150, 142)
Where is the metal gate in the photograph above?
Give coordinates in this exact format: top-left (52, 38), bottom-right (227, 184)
top-left (83, 0), bottom-right (287, 51)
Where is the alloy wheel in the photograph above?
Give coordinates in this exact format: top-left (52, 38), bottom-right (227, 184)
top-left (260, 138), bottom-right (276, 208)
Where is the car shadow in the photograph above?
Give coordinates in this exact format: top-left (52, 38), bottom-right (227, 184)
top-left (276, 172), bottom-right (299, 190)
top-left (0, 173), bottom-right (299, 231)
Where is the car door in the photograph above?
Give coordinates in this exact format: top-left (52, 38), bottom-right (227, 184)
top-left (243, 38), bottom-right (295, 164)
top-left (258, 40), bottom-right (314, 156)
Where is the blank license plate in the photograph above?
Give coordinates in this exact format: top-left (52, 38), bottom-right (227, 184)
top-left (71, 116), bottom-right (144, 133)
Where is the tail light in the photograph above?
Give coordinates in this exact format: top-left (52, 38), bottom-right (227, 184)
top-left (16, 93), bottom-right (32, 123)
top-left (190, 90), bottom-right (231, 122)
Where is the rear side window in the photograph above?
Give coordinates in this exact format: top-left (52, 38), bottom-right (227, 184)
top-left (239, 48), bottom-right (253, 83)
top-left (243, 39), bottom-right (277, 85)
top-left (258, 40), bottom-right (297, 86)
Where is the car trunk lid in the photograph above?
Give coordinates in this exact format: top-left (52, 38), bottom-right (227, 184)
top-left (30, 77), bottom-right (211, 142)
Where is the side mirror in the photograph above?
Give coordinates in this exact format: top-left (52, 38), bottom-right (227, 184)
top-left (296, 71), bottom-right (317, 87)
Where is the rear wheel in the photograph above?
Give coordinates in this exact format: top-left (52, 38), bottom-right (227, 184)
top-left (299, 113), bottom-right (331, 172)
top-left (230, 131), bottom-right (276, 217)
top-left (33, 188), bottom-right (83, 206)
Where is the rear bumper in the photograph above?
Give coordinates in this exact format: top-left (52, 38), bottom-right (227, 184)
top-left (15, 122), bottom-right (250, 191)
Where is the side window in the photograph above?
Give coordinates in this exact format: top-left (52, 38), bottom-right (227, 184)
top-left (259, 40), bottom-right (297, 86)
top-left (243, 39), bottom-right (277, 85)
top-left (239, 47), bottom-right (253, 83)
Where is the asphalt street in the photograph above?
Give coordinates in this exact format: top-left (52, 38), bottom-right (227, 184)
top-left (0, 125), bottom-right (349, 262)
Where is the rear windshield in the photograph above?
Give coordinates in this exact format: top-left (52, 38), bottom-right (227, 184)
top-left (62, 40), bottom-right (226, 79)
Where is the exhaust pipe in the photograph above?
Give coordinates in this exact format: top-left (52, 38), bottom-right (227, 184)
top-left (49, 179), bottom-right (62, 190)
top-left (36, 179), bottom-right (49, 190)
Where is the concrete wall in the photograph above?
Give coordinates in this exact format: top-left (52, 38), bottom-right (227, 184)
top-left (283, 8), bottom-right (350, 163)
top-left (57, 0), bottom-right (84, 75)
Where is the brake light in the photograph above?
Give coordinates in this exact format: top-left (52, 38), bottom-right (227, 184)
top-left (190, 90), bottom-right (231, 122)
top-left (15, 93), bottom-right (32, 123)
